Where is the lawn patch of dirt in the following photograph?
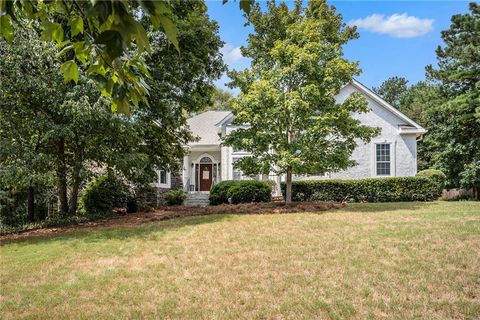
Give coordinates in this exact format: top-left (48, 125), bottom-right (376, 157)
top-left (0, 201), bottom-right (343, 242)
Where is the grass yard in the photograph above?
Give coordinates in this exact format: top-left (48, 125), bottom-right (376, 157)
top-left (1, 201), bottom-right (479, 319)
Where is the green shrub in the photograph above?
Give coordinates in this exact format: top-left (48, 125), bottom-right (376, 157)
top-left (80, 174), bottom-right (129, 214)
top-left (416, 169), bottom-right (446, 194)
top-left (163, 189), bottom-right (187, 206)
top-left (209, 180), bottom-right (272, 205)
top-left (209, 180), bottom-right (238, 205)
top-left (126, 195), bottom-right (138, 213)
top-left (227, 180), bottom-right (272, 204)
top-left (281, 176), bottom-right (443, 202)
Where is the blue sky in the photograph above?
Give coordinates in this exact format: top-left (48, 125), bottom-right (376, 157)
top-left (206, 0), bottom-right (471, 92)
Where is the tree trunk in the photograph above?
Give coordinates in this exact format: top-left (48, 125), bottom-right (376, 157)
top-left (68, 138), bottom-right (83, 215)
top-left (57, 138), bottom-right (69, 214)
top-left (27, 183), bottom-right (35, 222)
top-left (68, 164), bottom-right (81, 215)
top-left (474, 185), bottom-right (480, 200)
top-left (286, 167), bottom-right (293, 205)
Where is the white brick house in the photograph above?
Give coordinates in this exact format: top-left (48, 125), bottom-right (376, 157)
top-left (156, 80), bottom-right (426, 196)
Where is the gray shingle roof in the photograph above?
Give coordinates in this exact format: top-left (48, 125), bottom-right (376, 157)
top-left (187, 111), bottom-right (232, 146)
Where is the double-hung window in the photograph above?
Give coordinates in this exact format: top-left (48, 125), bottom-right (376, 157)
top-left (376, 143), bottom-right (391, 176)
top-left (158, 170), bottom-right (170, 188)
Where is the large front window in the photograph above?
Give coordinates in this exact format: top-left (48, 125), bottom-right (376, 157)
top-left (376, 143), bottom-right (391, 176)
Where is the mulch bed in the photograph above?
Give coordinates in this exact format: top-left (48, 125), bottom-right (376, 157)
top-left (0, 201), bottom-right (344, 242)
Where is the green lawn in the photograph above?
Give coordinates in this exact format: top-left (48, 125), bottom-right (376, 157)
top-left (1, 201), bottom-right (479, 319)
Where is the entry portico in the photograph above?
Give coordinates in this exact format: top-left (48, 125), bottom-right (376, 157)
top-left (182, 111), bottom-right (231, 192)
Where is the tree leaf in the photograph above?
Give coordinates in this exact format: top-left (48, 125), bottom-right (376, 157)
top-left (133, 20), bottom-right (149, 51)
top-left (0, 14), bottom-right (14, 43)
top-left (41, 21), bottom-right (64, 44)
top-left (60, 60), bottom-right (79, 84)
top-left (73, 41), bottom-right (88, 64)
top-left (68, 16), bottom-right (84, 36)
top-left (94, 30), bottom-right (124, 61)
top-left (112, 98), bottom-right (130, 115)
top-left (159, 16), bottom-right (179, 52)
top-left (239, 0), bottom-right (254, 14)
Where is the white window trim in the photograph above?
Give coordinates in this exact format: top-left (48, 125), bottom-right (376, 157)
top-left (157, 170), bottom-right (171, 188)
top-left (371, 141), bottom-right (396, 177)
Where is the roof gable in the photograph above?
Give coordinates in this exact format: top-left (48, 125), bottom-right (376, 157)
top-left (350, 80), bottom-right (426, 133)
top-left (187, 111), bottom-right (231, 146)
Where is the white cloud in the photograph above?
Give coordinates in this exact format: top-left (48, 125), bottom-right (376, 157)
top-left (348, 13), bottom-right (434, 38)
top-left (220, 44), bottom-right (245, 65)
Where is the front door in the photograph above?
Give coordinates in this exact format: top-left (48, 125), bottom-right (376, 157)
top-left (199, 164), bottom-right (212, 191)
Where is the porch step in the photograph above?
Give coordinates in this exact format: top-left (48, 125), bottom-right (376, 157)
top-left (185, 193), bottom-right (210, 207)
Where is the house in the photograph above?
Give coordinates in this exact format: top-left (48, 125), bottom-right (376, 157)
top-left (153, 80), bottom-right (426, 204)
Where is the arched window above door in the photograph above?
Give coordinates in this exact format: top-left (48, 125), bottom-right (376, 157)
top-left (200, 156), bottom-right (213, 163)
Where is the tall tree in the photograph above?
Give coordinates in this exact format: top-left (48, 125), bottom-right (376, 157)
top-left (130, 1), bottom-right (225, 180)
top-left (0, 28), bottom-right (129, 215)
top-left (424, 2), bottom-right (480, 196)
top-left (207, 88), bottom-right (234, 111)
top-left (398, 81), bottom-right (441, 126)
top-left (372, 76), bottom-right (409, 108)
top-left (1, 2), bottom-right (224, 219)
top-left (225, 0), bottom-right (378, 204)
top-left (0, 28), bottom-right (65, 219)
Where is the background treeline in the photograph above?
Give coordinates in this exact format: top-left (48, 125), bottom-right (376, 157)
top-left (372, 3), bottom-right (479, 197)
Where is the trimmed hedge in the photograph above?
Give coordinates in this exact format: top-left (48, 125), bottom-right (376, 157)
top-left (209, 180), bottom-right (272, 205)
top-left (228, 180), bottom-right (272, 204)
top-left (209, 180), bottom-right (238, 205)
top-left (164, 189), bottom-right (187, 206)
top-left (281, 176), bottom-right (443, 202)
top-left (416, 169), bottom-right (446, 195)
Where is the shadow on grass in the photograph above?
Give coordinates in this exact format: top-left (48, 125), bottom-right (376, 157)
top-left (2, 202), bottom-right (433, 246)
top-left (340, 201), bottom-right (438, 213)
top-left (1, 213), bottom-right (237, 247)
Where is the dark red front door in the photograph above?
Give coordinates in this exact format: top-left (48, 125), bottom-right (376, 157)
top-left (199, 164), bottom-right (212, 191)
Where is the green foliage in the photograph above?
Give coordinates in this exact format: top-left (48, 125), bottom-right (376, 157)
top-left (398, 82), bottom-right (442, 126)
top-left (206, 87), bottom-right (234, 111)
top-left (209, 181), bottom-right (238, 205)
top-left (281, 177), bottom-right (443, 202)
top-left (1, 14), bottom-right (223, 217)
top-left (420, 2), bottom-right (480, 193)
top-left (372, 76), bottom-right (409, 108)
top-left (80, 175), bottom-right (130, 215)
top-left (224, 0), bottom-right (379, 203)
top-left (209, 180), bottom-right (272, 205)
top-left (227, 180), bottom-right (272, 204)
top-left (163, 189), bottom-right (187, 206)
top-left (131, 1), bottom-right (224, 179)
top-left (0, 187), bottom-right (53, 227)
top-left (416, 169), bottom-right (447, 194)
top-left (0, 0), bottom-right (253, 113)
top-left (60, 60), bottom-right (79, 84)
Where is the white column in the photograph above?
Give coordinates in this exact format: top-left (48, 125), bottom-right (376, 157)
top-left (183, 155), bottom-right (190, 191)
top-left (221, 146), bottom-right (229, 181)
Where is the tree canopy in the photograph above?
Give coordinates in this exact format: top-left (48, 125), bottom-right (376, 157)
top-left (0, 1), bottom-right (224, 220)
top-left (206, 88), bottom-right (234, 111)
top-left (225, 0), bottom-right (378, 203)
top-left (372, 76), bottom-right (409, 108)
top-left (423, 2), bottom-right (480, 193)
top-left (0, 0), bottom-right (253, 113)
